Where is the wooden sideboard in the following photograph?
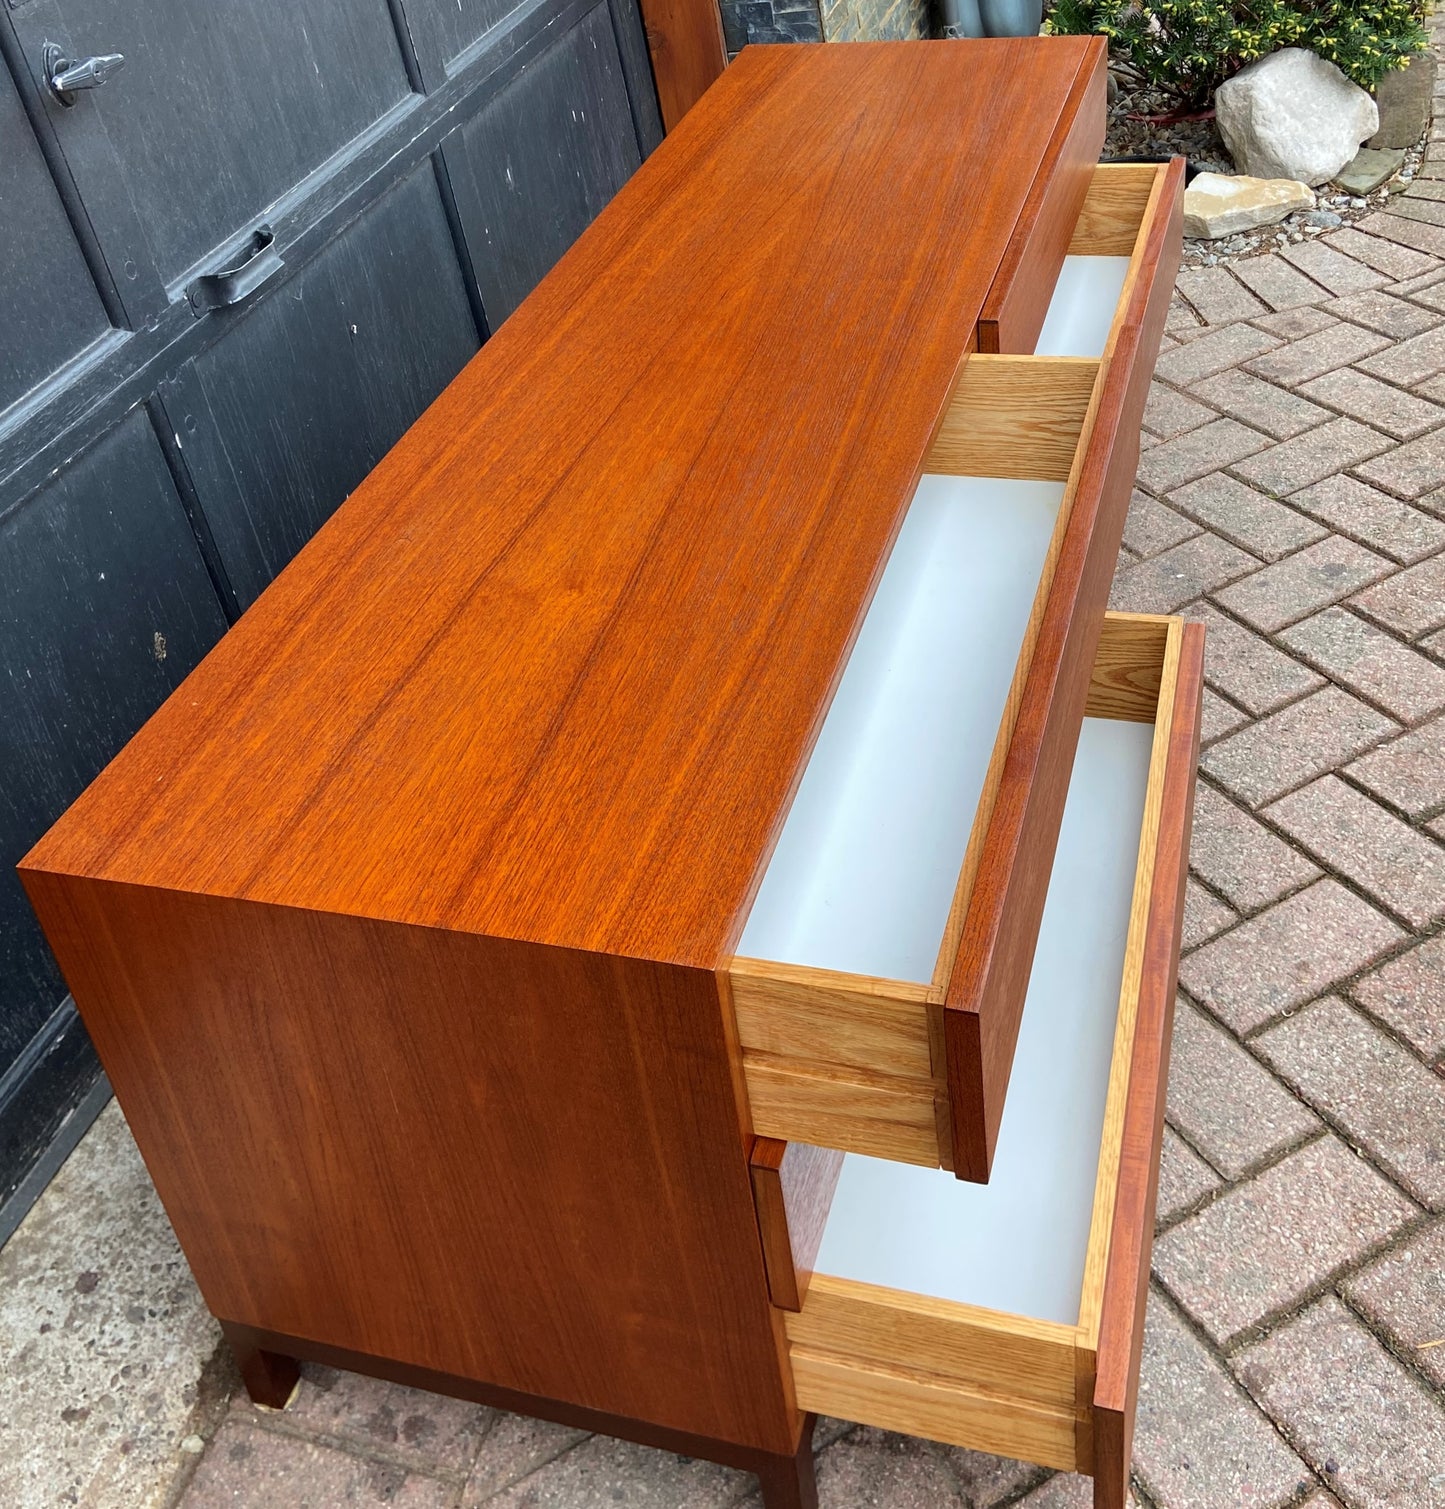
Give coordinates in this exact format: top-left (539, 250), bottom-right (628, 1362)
top-left (21, 40), bottom-right (1195, 1509)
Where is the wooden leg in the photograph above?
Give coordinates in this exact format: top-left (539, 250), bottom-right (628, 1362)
top-left (1092, 1404), bottom-right (1128, 1509)
top-left (753, 1417), bottom-right (818, 1509)
top-left (222, 1321), bottom-right (301, 1410)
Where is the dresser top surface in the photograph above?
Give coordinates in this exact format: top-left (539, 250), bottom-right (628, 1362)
top-left (26, 38), bottom-right (1101, 968)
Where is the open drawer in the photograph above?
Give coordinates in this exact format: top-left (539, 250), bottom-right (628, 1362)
top-left (750, 612), bottom-right (1203, 1508)
top-left (729, 160), bottom-right (1186, 1181)
top-left (974, 46), bottom-right (1106, 357)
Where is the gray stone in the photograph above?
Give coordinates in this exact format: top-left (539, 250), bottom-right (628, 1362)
top-left (1345, 1220), bottom-right (1445, 1391)
top-left (1151, 1135), bottom-right (1415, 1344)
top-left (1289, 475), bottom-right (1445, 566)
top-left (1200, 687), bottom-right (1251, 744)
top-left (274, 1362), bottom-right (491, 1476)
top-left (0, 1103), bottom-right (224, 1509)
top-left (1353, 935), bottom-right (1445, 1061)
top-left (1183, 172), bottom-right (1314, 239)
top-left (1217, 49), bottom-right (1380, 187)
top-left (1179, 878), bottom-right (1404, 1033)
top-left (1156, 1126), bottom-right (1223, 1225)
top-left (1131, 1294), bottom-right (1309, 1509)
top-left (1255, 996), bottom-right (1445, 1208)
top-left (1280, 238), bottom-right (1389, 294)
top-left (1237, 1297), bottom-right (1445, 1509)
top-left (1277, 609), bottom-right (1445, 726)
top-left (1369, 51), bottom-right (1437, 150)
top-left (1335, 147), bottom-right (1408, 196)
top-left (179, 1421), bottom-right (454, 1508)
top-left (1347, 718), bottom-right (1445, 818)
top-left (820, 0), bottom-right (929, 41)
top-left (1188, 603), bottom-right (1325, 718)
top-left (1181, 876), bottom-right (1238, 950)
top-left (461, 1414), bottom-right (591, 1502)
top-left (1326, 224), bottom-right (1440, 277)
top-left (931, 1440), bottom-right (1042, 1505)
top-left (1352, 553), bottom-right (1445, 639)
top-left (1166, 999), bottom-right (1319, 1180)
top-left (472, 1430), bottom-right (750, 1508)
top-left (1176, 265), bottom-right (1270, 323)
top-left (1231, 253), bottom-right (1331, 311)
top-left (813, 1429), bottom-right (969, 1509)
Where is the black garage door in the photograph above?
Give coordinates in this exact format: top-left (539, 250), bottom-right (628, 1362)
top-left (0, 0), bottom-right (662, 1237)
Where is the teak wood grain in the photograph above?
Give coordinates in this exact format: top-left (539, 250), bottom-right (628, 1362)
top-left (25, 41), bottom-right (1100, 971)
top-left (977, 47), bottom-right (1106, 354)
top-left (943, 155), bottom-right (1185, 1181)
top-left (19, 41), bottom-right (1104, 1469)
top-left (24, 877), bottom-right (803, 1449)
top-left (636, 0), bottom-right (727, 131)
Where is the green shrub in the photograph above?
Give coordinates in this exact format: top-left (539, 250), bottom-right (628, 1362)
top-left (1047, 0), bottom-right (1429, 106)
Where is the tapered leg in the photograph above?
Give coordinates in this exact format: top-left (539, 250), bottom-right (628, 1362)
top-left (222, 1321), bottom-right (301, 1410)
top-left (753, 1417), bottom-right (818, 1509)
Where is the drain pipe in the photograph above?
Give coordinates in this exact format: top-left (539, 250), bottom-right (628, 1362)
top-left (939, 0), bottom-right (983, 35)
top-left (940, 0), bottom-right (1043, 36)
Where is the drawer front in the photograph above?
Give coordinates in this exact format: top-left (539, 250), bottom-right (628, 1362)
top-left (942, 159), bottom-right (1185, 1182)
top-left (768, 614), bottom-right (1204, 1500)
top-left (976, 47), bottom-right (1107, 355)
top-left (732, 161), bottom-right (1186, 1180)
top-left (732, 965), bottom-right (944, 1168)
top-left (749, 1138), bottom-right (845, 1312)
top-left (789, 1277), bottom-right (1085, 1469)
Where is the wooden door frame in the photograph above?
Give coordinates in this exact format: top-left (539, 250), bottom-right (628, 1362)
top-left (638, 0), bottom-right (728, 128)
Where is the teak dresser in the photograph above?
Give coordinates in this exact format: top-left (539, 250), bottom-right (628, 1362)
top-left (21, 40), bottom-right (1197, 1509)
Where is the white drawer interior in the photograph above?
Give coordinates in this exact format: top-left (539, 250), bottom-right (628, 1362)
top-left (738, 475), bottom-right (1065, 983)
top-left (811, 714), bottom-right (1152, 1325)
top-left (1036, 256), bottom-right (1130, 358)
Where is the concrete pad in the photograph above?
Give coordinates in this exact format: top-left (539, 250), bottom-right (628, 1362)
top-left (0, 1102), bottom-right (225, 1509)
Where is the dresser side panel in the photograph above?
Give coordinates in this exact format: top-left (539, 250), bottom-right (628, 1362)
top-left (21, 870), bottom-right (800, 1452)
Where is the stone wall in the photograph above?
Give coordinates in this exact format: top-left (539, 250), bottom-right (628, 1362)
top-left (819, 0), bottom-right (929, 42)
top-left (719, 0), bottom-right (929, 56)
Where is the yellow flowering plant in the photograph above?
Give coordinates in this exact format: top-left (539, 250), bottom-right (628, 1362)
top-left (1047, 0), bottom-right (1428, 106)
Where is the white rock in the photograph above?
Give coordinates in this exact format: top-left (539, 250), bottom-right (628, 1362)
top-left (1183, 172), bottom-right (1315, 239)
top-left (1216, 48), bottom-right (1379, 187)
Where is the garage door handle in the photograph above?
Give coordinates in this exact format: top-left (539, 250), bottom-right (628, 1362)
top-left (188, 225), bottom-right (285, 314)
top-left (43, 43), bottom-right (125, 105)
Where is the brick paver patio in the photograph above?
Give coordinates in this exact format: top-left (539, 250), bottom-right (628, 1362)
top-left (9, 49), bottom-right (1445, 1509)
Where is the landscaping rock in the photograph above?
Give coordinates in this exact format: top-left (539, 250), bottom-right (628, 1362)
top-left (1369, 51), bottom-right (1436, 150)
top-left (1106, 71), bottom-right (1426, 267)
top-left (1335, 146), bottom-right (1408, 196)
top-left (1183, 172), bottom-right (1315, 239)
top-left (1216, 48), bottom-right (1379, 186)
